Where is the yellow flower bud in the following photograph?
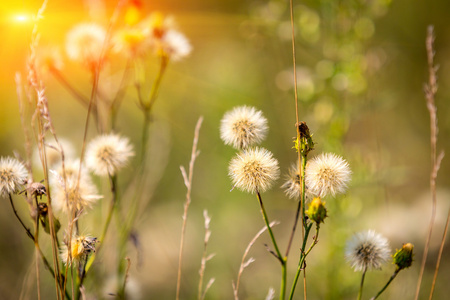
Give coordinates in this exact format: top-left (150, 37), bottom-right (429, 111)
top-left (393, 243), bottom-right (414, 270)
top-left (307, 197), bottom-right (327, 224)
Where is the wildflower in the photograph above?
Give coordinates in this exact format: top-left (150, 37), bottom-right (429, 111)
top-left (220, 106), bottom-right (268, 150)
top-left (66, 23), bottom-right (107, 67)
top-left (393, 243), bottom-right (414, 270)
top-left (60, 235), bottom-right (98, 265)
top-left (306, 197), bottom-right (327, 224)
top-left (229, 147), bottom-right (279, 194)
top-left (85, 133), bottom-right (134, 176)
top-left (345, 230), bottom-right (391, 272)
top-left (305, 152), bottom-right (351, 197)
top-left (124, 0), bottom-right (144, 26)
top-left (141, 12), bottom-right (176, 38)
top-left (51, 162), bottom-right (102, 213)
top-left (158, 29), bottom-right (192, 61)
top-left (0, 157), bottom-right (28, 197)
top-left (113, 27), bottom-right (149, 57)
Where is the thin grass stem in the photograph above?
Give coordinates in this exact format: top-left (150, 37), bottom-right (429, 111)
top-left (176, 117), bottom-right (203, 300)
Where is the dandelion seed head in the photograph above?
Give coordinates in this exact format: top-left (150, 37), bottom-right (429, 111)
top-left (60, 235), bottom-right (97, 266)
top-left (229, 147), bottom-right (279, 194)
top-left (305, 153), bottom-right (351, 197)
top-left (51, 165), bottom-right (102, 213)
top-left (282, 163), bottom-right (309, 200)
top-left (66, 23), bottom-right (107, 67)
top-left (345, 230), bottom-right (391, 272)
top-left (85, 133), bottom-right (134, 176)
top-left (220, 106), bottom-right (268, 150)
top-left (0, 157), bottom-right (28, 196)
top-left (33, 138), bottom-right (76, 169)
top-left (158, 29), bottom-right (192, 61)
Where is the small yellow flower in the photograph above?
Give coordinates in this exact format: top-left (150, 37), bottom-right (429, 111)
top-left (60, 235), bottom-right (98, 266)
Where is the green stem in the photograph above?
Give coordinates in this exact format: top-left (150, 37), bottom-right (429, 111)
top-left (85, 175), bottom-right (118, 273)
top-left (256, 192), bottom-right (286, 300)
top-left (139, 56), bottom-right (169, 164)
top-left (288, 223), bottom-right (320, 300)
top-left (358, 268), bottom-right (367, 300)
top-left (370, 269), bottom-right (400, 300)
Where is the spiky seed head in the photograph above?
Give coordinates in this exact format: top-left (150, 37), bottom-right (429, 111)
top-left (393, 243), bottom-right (414, 270)
top-left (345, 230), bottom-right (391, 272)
top-left (305, 153), bottom-right (351, 197)
top-left (85, 133), bottom-right (134, 177)
top-left (228, 147), bottom-right (279, 194)
top-left (220, 106), bottom-right (268, 150)
top-left (0, 157), bottom-right (28, 197)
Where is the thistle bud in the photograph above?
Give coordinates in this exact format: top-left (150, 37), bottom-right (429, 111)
top-left (306, 197), bottom-right (327, 224)
top-left (393, 243), bottom-right (414, 270)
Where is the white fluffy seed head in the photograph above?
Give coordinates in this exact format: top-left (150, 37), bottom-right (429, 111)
top-left (228, 147), bottom-right (279, 194)
top-left (345, 230), bottom-right (391, 272)
top-left (281, 163), bottom-right (302, 200)
top-left (158, 29), bottom-right (192, 61)
top-left (51, 167), bottom-right (102, 214)
top-left (85, 133), bottom-right (134, 177)
top-left (220, 106), bottom-right (268, 150)
top-left (0, 157), bottom-right (28, 196)
top-left (305, 153), bottom-right (351, 198)
top-left (66, 23), bottom-right (107, 67)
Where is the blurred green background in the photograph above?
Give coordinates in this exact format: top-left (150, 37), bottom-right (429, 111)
top-left (0, 0), bottom-right (450, 299)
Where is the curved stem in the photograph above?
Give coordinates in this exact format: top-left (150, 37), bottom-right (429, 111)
top-left (370, 269), bottom-right (400, 300)
top-left (256, 192), bottom-right (286, 300)
top-left (9, 194), bottom-right (34, 240)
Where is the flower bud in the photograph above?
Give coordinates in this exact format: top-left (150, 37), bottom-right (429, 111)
top-left (307, 197), bottom-right (327, 224)
top-left (393, 243), bottom-right (414, 270)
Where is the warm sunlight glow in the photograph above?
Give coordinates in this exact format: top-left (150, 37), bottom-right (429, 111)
top-left (13, 14), bottom-right (31, 23)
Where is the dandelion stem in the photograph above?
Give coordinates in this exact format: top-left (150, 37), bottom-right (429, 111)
top-left (256, 192), bottom-right (286, 300)
top-left (139, 55), bottom-right (169, 163)
top-left (9, 193), bottom-right (34, 240)
top-left (357, 268), bottom-right (367, 300)
top-left (370, 268), bottom-right (400, 300)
